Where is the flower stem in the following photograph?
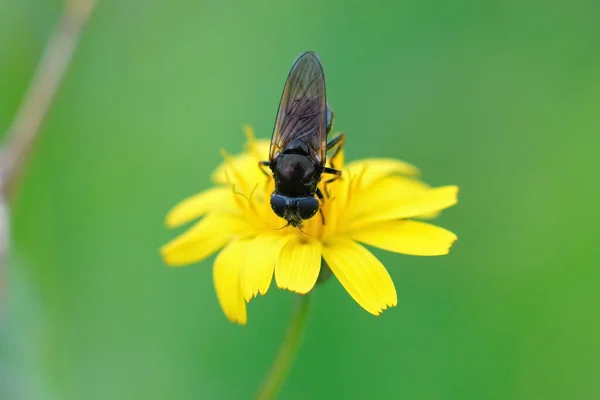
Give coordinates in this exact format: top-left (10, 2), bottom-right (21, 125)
top-left (255, 294), bottom-right (312, 400)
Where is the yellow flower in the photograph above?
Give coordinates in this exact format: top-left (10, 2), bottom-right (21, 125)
top-left (161, 126), bottom-right (458, 324)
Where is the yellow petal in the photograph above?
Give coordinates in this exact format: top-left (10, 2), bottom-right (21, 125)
top-left (347, 176), bottom-right (431, 217)
top-left (165, 187), bottom-right (233, 228)
top-left (275, 236), bottom-right (322, 294)
top-left (242, 126), bottom-right (270, 162)
top-left (161, 214), bottom-right (242, 266)
top-left (241, 233), bottom-right (292, 301)
top-left (344, 175), bottom-right (444, 221)
top-left (348, 185), bottom-right (458, 230)
top-left (384, 178), bottom-right (441, 220)
top-left (349, 220), bottom-right (457, 256)
top-left (320, 170), bottom-right (351, 237)
top-left (212, 153), bottom-right (251, 185)
top-left (416, 210), bottom-right (441, 220)
top-left (213, 239), bottom-right (249, 325)
top-left (211, 138), bottom-right (271, 191)
top-left (346, 158), bottom-right (420, 188)
top-left (322, 237), bottom-right (397, 315)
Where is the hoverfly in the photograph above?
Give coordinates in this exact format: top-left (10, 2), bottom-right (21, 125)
top-left (259, 52), bottom-right (345, 228)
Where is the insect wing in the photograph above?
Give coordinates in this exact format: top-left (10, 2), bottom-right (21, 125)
top-left (269, 52), bottom-right (327, 166)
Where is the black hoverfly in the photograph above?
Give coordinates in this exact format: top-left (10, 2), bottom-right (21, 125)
top-left (259, 52), bottom-right (345, 228)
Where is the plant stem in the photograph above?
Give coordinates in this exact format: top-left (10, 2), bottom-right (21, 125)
top-left (1, 0), bottom-right (96, 199)
top-left (0, 0), bottom-right (96, 294)
top-left (255, 294), bottom-right (312, 400)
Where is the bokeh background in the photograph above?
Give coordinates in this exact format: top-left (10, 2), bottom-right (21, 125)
top-left (1, 1), bottom-right (599, 399)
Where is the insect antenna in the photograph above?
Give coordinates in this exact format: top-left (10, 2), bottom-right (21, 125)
top-left (275, 222), bottom-right (291, 230)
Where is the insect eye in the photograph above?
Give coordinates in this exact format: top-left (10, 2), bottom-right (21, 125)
top-left (297, 197), bottom-right (319, 220)
top-left (270, 194), bottom-right (287, 218)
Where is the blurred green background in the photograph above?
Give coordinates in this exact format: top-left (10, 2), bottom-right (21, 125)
top-left (1, 0), bottom-right (599, 399)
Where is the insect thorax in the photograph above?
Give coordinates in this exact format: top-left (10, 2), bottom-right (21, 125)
top-left (273, 152), bottom-right (321, 196)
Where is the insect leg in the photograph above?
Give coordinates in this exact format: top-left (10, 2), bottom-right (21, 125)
top-left (316, 187), bottom-right (325, 202)
top-left (322, 133), bottom-right (346, 195)
top-left (321, 167), bottom-right (341, 198)
top-left (258, 160), bottom-right (270, 177)
top-left (326, 103), bottom-right (335, 135)
top-left (326, 132), bottom-right (346, 169)
top-left (322, 167), bottom-right (342, 178)
top-left (315, 188), bottom-right (326, 225)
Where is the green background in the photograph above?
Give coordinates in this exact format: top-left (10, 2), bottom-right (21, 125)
top-left (1, 1), bottom-right (599, 399)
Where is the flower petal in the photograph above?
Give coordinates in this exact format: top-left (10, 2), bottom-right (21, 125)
top-left (346, 176), bottom-right (432, 216)
top-left (161, 214), bottom-right (242, 266)
top-left (213, 239), bottom-right (249, 325)
top-left (319, 169), bottom-right (351, 238)
top-left (242, 126), bottom-right (270, 162)
top-left (346, 158), bottom-right (420, 188)
top-left (275, 236), bottom-right (322, 294)
top-left (165, 187), bottom-right (233, 228)
top-left (348, 185), bottom-right (458, 230)
top-left (322, 237), bottom-right (397, 315)
top-left (241, 233), bottom-right (293, 301)
top-left (349, 220), bottom-right (457, 256)
top-left (211, 137), bottom-right (271, 193)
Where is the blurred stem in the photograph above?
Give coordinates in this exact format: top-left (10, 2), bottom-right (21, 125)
top-left (255, 294), bottom-right (312, 400)
top-left (1, 0), bottom-right (97, 199)
top-left (0, 0), bottom-right (96, 293)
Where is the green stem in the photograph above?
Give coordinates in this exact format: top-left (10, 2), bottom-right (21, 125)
top-left (255, 294), bottom-right (312, 400)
